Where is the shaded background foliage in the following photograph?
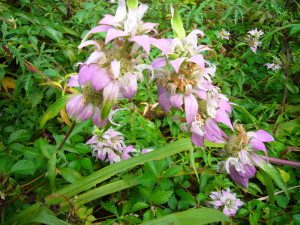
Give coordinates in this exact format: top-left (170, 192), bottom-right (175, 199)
top-left (0, 0), bottom-right (299, 224)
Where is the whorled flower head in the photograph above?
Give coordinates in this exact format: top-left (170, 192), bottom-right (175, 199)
top-left (222, 125), bottom-right (274, 187)
top-left (81, 0), bottom-right (157, 54)
top-left (245, 29), bottom-right (264, 53)
top-left (218, 29), bottom-right (230, 40)
top-left (66, 75), bottom-right (107, 127)
top-left (178, 86), bottom-right (232, 146)
top-left (73, 0), bottom-right (155, 120)
top-left (264, 62), bottom-right (281, 71)
top-left (86, 128), bottom-right (135, 164)
top-left (209, 188), bottom-right (244, 217)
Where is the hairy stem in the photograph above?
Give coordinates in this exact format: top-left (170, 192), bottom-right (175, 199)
top-left (262, 156), bottom-right (300, 167)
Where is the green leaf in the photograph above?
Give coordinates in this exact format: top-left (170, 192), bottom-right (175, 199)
top-left (9, 160), bottom-right (37, 175)
top-left (132, 202), bottom-right (149, 212)
top-left (7, 129), bottom-right (32, 144)
top-left (40, 95), bottom-right (70, 128)
top-left (140, 208), bottom-right (230, 225)
top-left (44, 26), bottom-right (63, 43)
top-left (150, 190), bottom-right (173, 205)
top-left (233, 105), bottom-right (256, 125)
top-left (75, 179), bottom-right (140, 205)
top-left (258, 162), bottom-right (289, 198)
top-left (171, 7), bottom-right (186, 39)
top-left (6, 203), bottom-right (71, 225)
top-left (127, 0), bottom-right (138, 9)
top-left (260, 170), bottom-right (275, 205)
top-left (60, 168), bottom-right (83, 183)
top-left (46, 139), bottom-right (192, 204)
top-left (101, 100), bottom-right (114, 119)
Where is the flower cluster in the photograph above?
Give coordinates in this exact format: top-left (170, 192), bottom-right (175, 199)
top-left (246, 28), bottom-right (264, 53)
top-left (222, 125), bottom-right (274, 187)
top-left (64, 0), bottom-right (300, 190)
top-left (66, 0), bottom-right (155, 125)
top-left (87, 128), bottom-right (135, 164)
top-left (218, 29), bottom-right (230, 40)
top-left (265, 62), bottom-right (281, 71)
top-left (209, 188), bottom-right (244, 216)
top-left (151, 30), bottom-right (233, 147)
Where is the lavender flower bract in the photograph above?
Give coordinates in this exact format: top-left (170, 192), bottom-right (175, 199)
top-left (209, 188), bottom-right (243, 217)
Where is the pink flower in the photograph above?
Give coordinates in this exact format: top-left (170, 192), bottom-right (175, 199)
top-left (245, 29), bottom-right (263, 53)
top-left (223, 126), bottom-right (274, 187)
top-left (66, 75), bottom-right (108, 127)
top-left (81, 0), bottom-right (156, 54)
top-left (209, 188), bottom-right (243, 217)
top-left (218, 29), bottom-right (230, 40)
top-left (87, 128), bottom-right (135, 164)
top-left (265, 62), bottom-right (281, 71)
top-left (247, 29), bottom-right (264, 38)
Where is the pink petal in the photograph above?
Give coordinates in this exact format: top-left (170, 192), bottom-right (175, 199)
top-left (103, 81), bottom-right (120, 102)
top-left (66, 94), bottom-right (84, 116)
top-left (142, 22), bottom-right (157, 33)
top-left (158, 85), bottom-right (171, 112)
top-left (67, 75), bottom-right (79, 87)
top-left (110, 60), bottom-right (121, 79)
top-left (249, 140), bottom-right (267, 152)
top-left (78, 40), bottom-right (101, 50)
top-left (219, 99), bottom-right (232, 113)
top-left (204, 119), bottom-right (224, 143)
top-left (170, 94), bottom-right (183, 108)
top-left (184, 94), bottom-right (198, 124)
top-left (99, 15), bottom-right (117, 25)
top-left (130, 35), bottom-right (151, 54)
top-left (150, 38), bottom-right (172, 55)
top-left (170, 57), bottom-right (186, 73)
top-left (195, 89), bottom-right (207, 99)
top-left (78, 65), bottom-right (92, 85)
top-left (120, 73), bottom-right (138, 99)
top-left (256, 130), bottom-right (274, 142)
top-left (105, 28), bottom-right (128, 44)
top-left (215, 109), bottom-right (233, 130)
top-left (77, 103), bottom-right (94, 121)
top-left (151, 57), bottom-right (166, 69)
top-left (92, 68), bottom-right (111, 91)
top-left (82, 25), bottom-right (111, 42)
top-left (92, 107), bottom-right (107, 127)
top-left (187, 54), bottom-right (205, 69)
top-left (191, 133), bottom-right (204, 147)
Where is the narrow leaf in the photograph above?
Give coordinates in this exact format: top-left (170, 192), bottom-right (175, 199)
top-left (140, 208), bottom-right (230, 225)
top-left (46, 139), bottom-right (192, 204)
top-left (40, 95), bottom-right (70, 128)
top-left (127, 0), bottom-right (138, 9)
top-left (171, 7), bottom-right (186, 39)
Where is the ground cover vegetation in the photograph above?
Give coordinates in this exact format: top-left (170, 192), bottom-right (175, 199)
top-left (0, 0), bottom-right (300, 224)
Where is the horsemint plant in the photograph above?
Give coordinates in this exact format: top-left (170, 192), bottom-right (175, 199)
top-left (8, 0), bottom-right (300, 224)
top-left (62, 0), bottom-right (300, 216)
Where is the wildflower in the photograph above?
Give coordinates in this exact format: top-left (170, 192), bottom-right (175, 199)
top-left (264, 62), bottom-right (281, 71)
top-left (66, 75), bottom-right (108, 127)
top-left (153, 29), bottom-right (218, 124)
top-left (81, 0), bottom-right (157, 54)
top-left (223, 125), bottom-right (274, 187)
top-left (180, 87), bottom-right (233, 146)
top-left (86, 128), bottom-right (135, 164)
top-left (209, 188), bottom-right (243, 217)
top-left (218, 29), bottom-right (230, 40)
top-left (246, 29), bottom-right (264, 53)
top-left (247, 29), bottom-right (264, 38)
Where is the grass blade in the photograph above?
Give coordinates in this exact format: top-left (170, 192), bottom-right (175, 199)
top-left (140, 208), bottom-right (230, 225)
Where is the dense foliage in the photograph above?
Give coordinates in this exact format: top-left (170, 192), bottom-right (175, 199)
top-left (0, 0), bottom-right (299, 224)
